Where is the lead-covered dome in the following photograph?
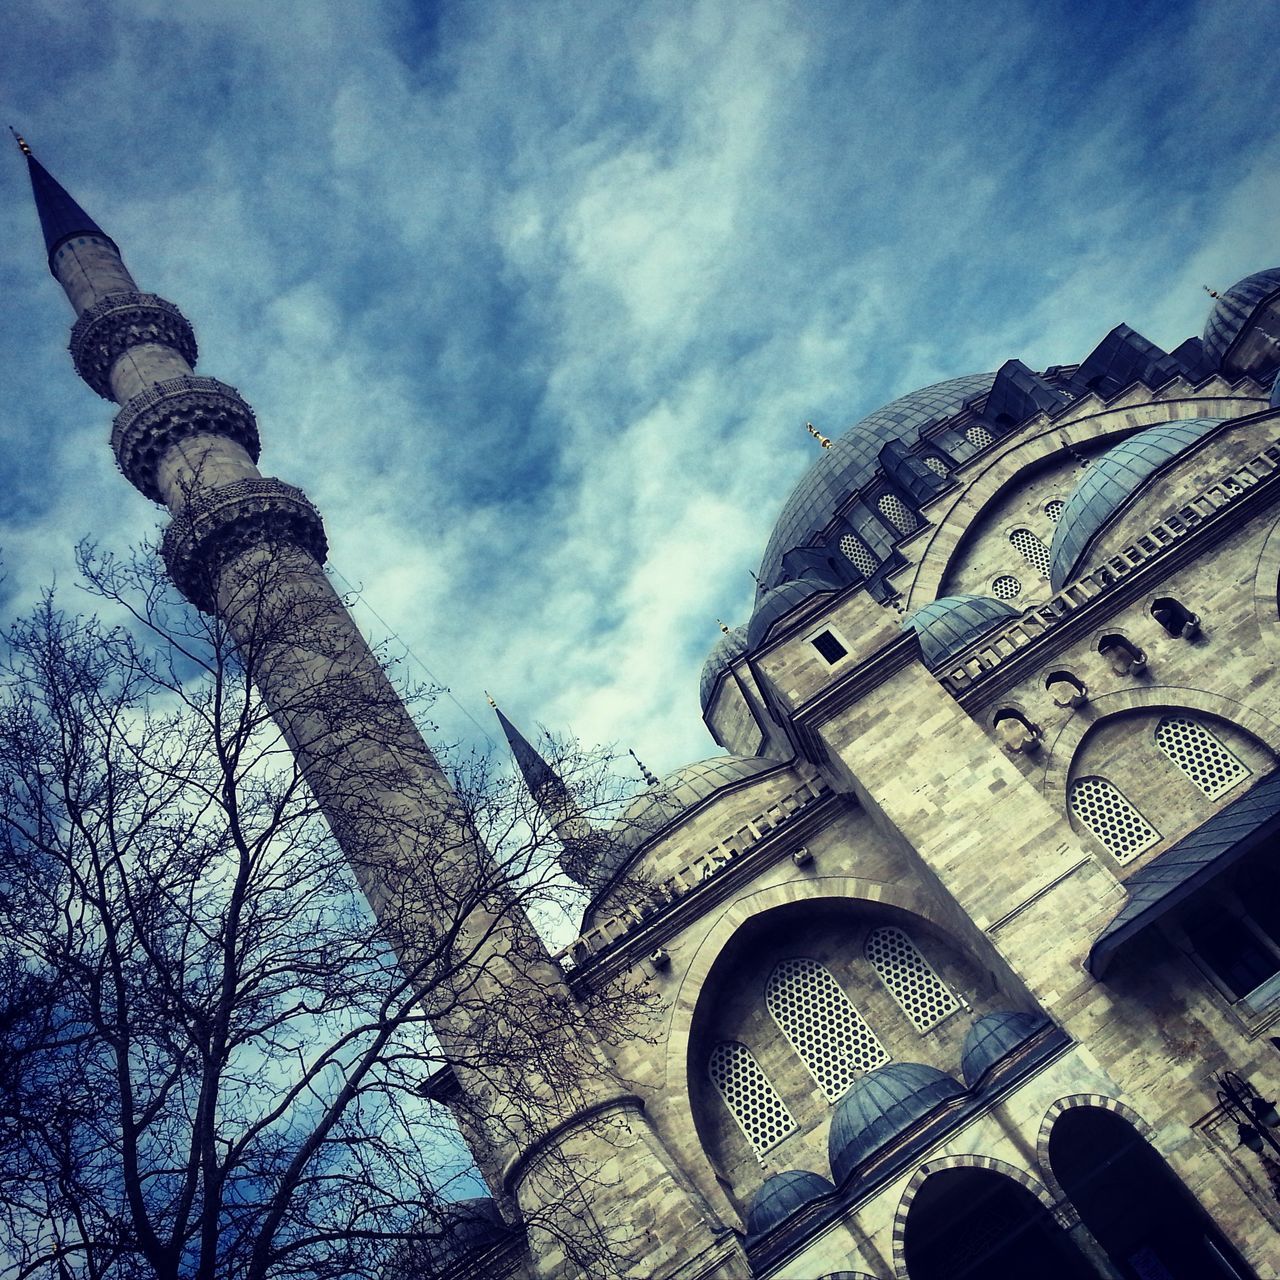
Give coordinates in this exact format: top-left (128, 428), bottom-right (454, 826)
top-left (745, 1169), bottom-right (835, 1236)
top-left (1048, 417), bottom-right (1225, 589)
top-left (960, 1011), bottom-right (1050, 1089)
top-left (615, 755), bottom-right (780, 853)
top-left (759, 373), bottom-right (994, 589)
top-left (699, 625), bottom-right (749, 711)
top-left (902, 595), bottom-right (1019, 669)
top-left (1203, 268), bottom-right (1280, 366)
top-left (747, 572), bottom-right (841, 648)
top-left (829, 1062), bottom-right (965, 1184)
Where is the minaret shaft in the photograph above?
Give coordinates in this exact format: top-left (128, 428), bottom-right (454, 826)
top-left (24, 145), bottom-right (748, 1279)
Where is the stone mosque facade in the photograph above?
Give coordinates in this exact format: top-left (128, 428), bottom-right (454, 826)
top-left (17, 138), bottom-right (1280, 1279)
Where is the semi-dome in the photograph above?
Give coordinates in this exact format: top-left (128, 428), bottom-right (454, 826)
top-left (747, 572), bottom-right (841, 649)
top-left (615, 755), bottom-right (780, 852)
top-left (699, 625), bottom-right (749, 711)
top-left (902, 594), bottom-right (1020, 669)
top-left (828, 1062), bottom-right (965, 1184)
top-left (759, 372), bottom-right (995, 589)
top-left (1048, 417), bottom-right (1226, 589)
top-left (960, 1011), bottom-right (1050, 1089)
top-left (745, 1169), bottom-right (835, 1236)
top-left (1203, 267), bottom-right (1280, 367)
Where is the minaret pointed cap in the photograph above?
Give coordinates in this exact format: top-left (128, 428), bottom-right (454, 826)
top-left (12, 131), bottom-right (118, 273)
top-left (489, 697), bottom-right (563, 797)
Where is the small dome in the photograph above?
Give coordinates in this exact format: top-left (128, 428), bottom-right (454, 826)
top-left (699, 625), bottom-right (749, 711)
top-left (745, 1169), bottom-right (835, 1236)
top-left (901, 595), bottom-right (1019, 669)
top-left (615, 755), bottom-right (780, 853)
top-left (1202, 268), bottom-right (1280, 366)
top-left (421, 1198), bottom-right (512, 1268)
top-left (1048, 417), bottom-right (1225, 589)
top-left (747, 573), bottom-right (841, 649)
top-left (759, 373), bottom-right (995, 589)
top-left (828, 1062), bottom-right (965, 1184)
top-left (960, 1011), bottom-right (1050, 1088)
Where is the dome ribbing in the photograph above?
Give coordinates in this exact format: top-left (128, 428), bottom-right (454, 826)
top-left (745, 1169), bottom-right (835, 1236)
top-left (960, 1011), bottom-right (1049, 1088)
top-left (902, 595), bottom-right (1019, 669)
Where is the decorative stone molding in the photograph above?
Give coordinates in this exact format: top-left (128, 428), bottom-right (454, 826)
top-left (161, 478), bottom-right (327, 611)
top-left (69, 292), bottom-right (198, 399)
top-left (111, 376), bottom-right (261, 502)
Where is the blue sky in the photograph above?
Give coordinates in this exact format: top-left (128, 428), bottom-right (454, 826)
top-left (2, 0), bottom-right (1279, 776)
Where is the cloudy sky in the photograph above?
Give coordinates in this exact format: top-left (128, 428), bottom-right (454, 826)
top-left (2, 0), bottom-right (1279, 777)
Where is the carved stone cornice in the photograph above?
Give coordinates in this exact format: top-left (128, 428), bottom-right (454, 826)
top-left (161, 478), bottom-right (328, 611)
top-left (111, 376), bottom-right (261, 502)
top-left (69, 292), bottom-right (198, 399)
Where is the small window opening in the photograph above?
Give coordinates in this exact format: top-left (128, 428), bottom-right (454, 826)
top-left (812, 630), bottom-right (847, 664)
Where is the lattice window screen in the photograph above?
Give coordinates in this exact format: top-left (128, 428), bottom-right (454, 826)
top-left (765, 958), bottom-right (889, 1102)
top-left (839, 533), bottom-right (878, 577)
top-left (923, 455), bottom-right (949, 478)
top-left (1045, 498), bottom-right (1065, 523)
top-left (1155, 716), bottom-right (1249, 799)
top-left (1068, 776), bottom-right (1160, 864)
top-left (991, 574), bottom-right (1022, 600)
top-left (878, 494), bottom-right (918, 534)
top-left (965, 425), bottom-right (995, 449)
top-left (864, 927), bottom-right (960, 1033)
top-left (1009, 527), bottom-right (1051, 576)
top-left (707, 1041), bottom-right (795, 1157)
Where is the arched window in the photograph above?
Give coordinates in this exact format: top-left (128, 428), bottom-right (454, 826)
top-left (839, 532), bottom-right (878, 577)
top-left (707, 1041), bottom-right (796, 1157)
top-left (765, 958), bottom-right (889, 1101)
top-left (965, 425), bottom-right (995, 450)
top-left (991, 574), bottom-right (1021, 600)
top-left (1068, 776), bottom-right (1160, 864)
top-left (878, 494), bottom-right (918, 535)
top-left (922, 455), bottom-right (949, 478)
top-left (1155, 716), bottom-right (1249, 798)
top-left (1009, 527), bottom-right (1051, 577)
top-left (1045, 498), bottom-right (1065, 523)
top-left (864, 927), bottom-right (960, 1032)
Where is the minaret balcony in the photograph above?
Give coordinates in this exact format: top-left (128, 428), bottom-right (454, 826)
top-left (69, 291), bottom-right (198, 398)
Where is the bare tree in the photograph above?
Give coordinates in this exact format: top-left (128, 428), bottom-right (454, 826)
top-left (0, 544), bottom-right (653, 1280)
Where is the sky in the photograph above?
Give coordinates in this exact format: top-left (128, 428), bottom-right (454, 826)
top-left (2, 0), bottom-right (1280, 779)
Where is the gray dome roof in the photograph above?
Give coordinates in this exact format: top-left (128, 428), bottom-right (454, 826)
top-left (745, 1169), bottom-right (835, 1236)
top-left (747, 572), bottom-right (841, 649)
top-left (960, 1011), bottom-right (1050, 1088)
top-left (1048, 417), bottom-right (1225, 589)
top-left (615, 755), bottom-right (779, 852)
top-left (699, 625), bottom-right (749, 712)
top-left (759, 372), bottom-right (995, 589)
top-left (1203, 268), bottom-right (1280, 365)
top-left (901, 594), bottom-right (1020, 669)
top-left (829, 1062), bottom-right (965, 1184)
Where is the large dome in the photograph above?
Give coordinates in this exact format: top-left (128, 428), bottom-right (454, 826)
top-left (1202, 267), bottom-right (1280, 366)
top-left (1048, 417), bottom-right (1225, 589)
top-left (758, 372), bottom-right (995, 589)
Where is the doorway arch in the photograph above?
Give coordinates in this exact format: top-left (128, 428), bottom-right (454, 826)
top-left (1048, 1105), bottom-right (1256, 1279)
top-left (902, 1166), bottom-right (1095, 1279)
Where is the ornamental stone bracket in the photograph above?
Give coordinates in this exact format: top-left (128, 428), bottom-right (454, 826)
top-left (161, 477), bottom-right (328, 611)
top-left (111, 376), bottom-right (261, 502)
top-left (69, 292), bottom-right (198, 399)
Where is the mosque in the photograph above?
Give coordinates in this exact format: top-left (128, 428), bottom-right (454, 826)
top-left (16, 134), bottom-right (1280, 1278)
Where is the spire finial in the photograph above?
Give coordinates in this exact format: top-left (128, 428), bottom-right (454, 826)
top-left (628, 748), bottom-right (659, 788)
top-left (717, 619), bottom-right (730, 634)
top-left (485, 690), bottom-right (497, 709)
top-left (807, 421), bottom-right (832, 449)
top-left (1203, 284), bottom-right (1220, 300)
top-left (9, 127), bottom-right (32, 157)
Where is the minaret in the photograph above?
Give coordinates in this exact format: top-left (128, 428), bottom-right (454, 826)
top-left (488, 696), bottom-right (610, 887)
top-left (18, 137), bottom-right (748, 1280)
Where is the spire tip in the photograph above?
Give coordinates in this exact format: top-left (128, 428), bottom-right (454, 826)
top-left (9, 126), bottom-right (32, 157)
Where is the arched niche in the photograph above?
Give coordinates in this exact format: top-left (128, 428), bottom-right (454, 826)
top-left (1048, 1105), bottom-right (1257, 1279)
top-left (899, 1165), bottom-right (1095, 1279)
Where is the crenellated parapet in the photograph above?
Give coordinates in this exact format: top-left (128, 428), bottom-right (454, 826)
top-left (161, 477), bottom-right (328, 611)
top-left (69, 291), bottom-right (198, 398)
top-left (112, 375), bottom-right (261, 501)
